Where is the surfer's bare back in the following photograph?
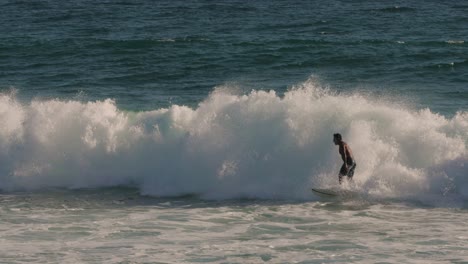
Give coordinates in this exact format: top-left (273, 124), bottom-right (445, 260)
top-left (333, 133), bottom-right (356, 184)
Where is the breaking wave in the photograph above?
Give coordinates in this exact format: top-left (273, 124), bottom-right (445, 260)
top-left (0, 80), bottom-right (466, 202)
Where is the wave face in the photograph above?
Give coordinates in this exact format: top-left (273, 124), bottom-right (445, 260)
top-left (0, 82), bottom-right (467, 201)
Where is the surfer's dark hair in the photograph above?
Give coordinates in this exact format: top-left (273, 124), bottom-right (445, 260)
top-left (333, 133), bottom-right (342, 141)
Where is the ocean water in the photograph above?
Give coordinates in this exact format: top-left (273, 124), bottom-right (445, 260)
top-left (0, 0), bottom-right (467, 263)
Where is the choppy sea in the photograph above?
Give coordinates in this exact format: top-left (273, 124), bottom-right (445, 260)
top-left (0, 0), bottom-right (467, 263)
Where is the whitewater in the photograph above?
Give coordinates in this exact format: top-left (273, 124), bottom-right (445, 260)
top-left (0, 80), bottom-right (466, 203)
top-left (1, 81), bottom-right (468, 263)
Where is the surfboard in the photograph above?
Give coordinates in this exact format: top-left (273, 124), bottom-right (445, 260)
top-left (311, 188), bottom-right (338, 197)
top-left (311, 188), bottom-right (358, 198)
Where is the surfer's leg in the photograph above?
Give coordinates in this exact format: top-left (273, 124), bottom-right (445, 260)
top-left (339, 164), bottom-right (347, 184)
top-left (347, 162), bottom-right (356, 179)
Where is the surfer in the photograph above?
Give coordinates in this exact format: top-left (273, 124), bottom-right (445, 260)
top-left (333, 133), bottom-right (356, 184)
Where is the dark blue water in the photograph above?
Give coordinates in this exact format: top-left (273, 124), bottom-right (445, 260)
top-left (1, 0), bottom-right (467, 114)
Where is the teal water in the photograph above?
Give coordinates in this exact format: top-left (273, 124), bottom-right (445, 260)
top-left (1, 0), bottom-right (467, 114)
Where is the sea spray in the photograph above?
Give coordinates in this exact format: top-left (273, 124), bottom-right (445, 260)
top-left (0, 83), bottom-right (466, 200)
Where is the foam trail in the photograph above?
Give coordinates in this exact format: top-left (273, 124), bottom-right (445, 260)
top-left (0, 82), bottom-right (466, 201)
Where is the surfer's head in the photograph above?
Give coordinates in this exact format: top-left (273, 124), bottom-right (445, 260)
top-left (333, 133), bottom-right (342, 145)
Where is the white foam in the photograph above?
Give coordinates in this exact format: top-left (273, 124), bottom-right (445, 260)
top-left (446, 40), bottom-right (465, 44)
top-left (0, 81), bottom-right (466, 201)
